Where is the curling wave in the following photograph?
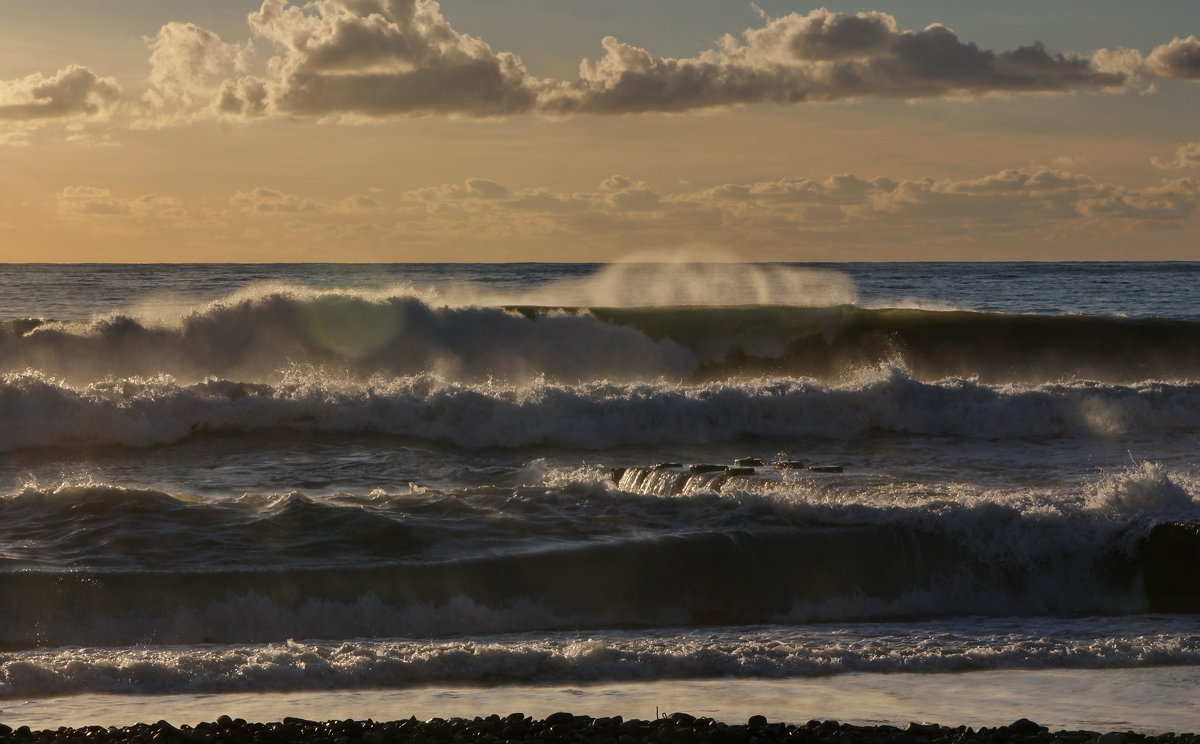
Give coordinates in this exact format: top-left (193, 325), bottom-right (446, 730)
top-left (5, 290), bottom-right (1200, 385)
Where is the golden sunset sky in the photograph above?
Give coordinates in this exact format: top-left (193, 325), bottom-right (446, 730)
top-left (1, 0), bottom-right (1199, 262)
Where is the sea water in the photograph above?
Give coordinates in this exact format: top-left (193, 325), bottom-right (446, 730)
top-left (0, 262), bottom-right (1198, 731)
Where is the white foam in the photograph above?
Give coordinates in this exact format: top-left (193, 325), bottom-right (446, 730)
top-left (1087, 461), bottom-right (1196, 515)
top-left (3, 367), bottom-right (1200, 452)
top-left (2, 619), bottom-right (1198, 699)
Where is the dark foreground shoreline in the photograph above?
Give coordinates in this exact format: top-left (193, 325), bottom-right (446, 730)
top-left (0, 714), bottom-right (1192, 744)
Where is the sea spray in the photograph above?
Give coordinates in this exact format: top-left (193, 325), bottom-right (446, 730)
top-left (1088, 461), bottom-right (1195, 515)
top-left (465, 251), bottom-right (859, 308)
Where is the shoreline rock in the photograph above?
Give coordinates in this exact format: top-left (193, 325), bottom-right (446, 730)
top-left (0, 715), bottom-right (1190, 744)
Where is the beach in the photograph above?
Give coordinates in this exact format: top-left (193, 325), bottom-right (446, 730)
top-left (5, 671), bottom-right (1200, 735)
top-left (1, 690), bottom-right (1197, 744)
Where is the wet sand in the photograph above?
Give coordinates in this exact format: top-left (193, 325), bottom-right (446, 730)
top-left (3, 671), bottom-right (1199, 736)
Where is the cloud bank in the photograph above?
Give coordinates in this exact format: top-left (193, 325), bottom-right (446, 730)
top-left (57, 164), bottom-right (1200, 261)
top-left (144, 2), bottom-right (1199, 122)
top-left (4, 2), bottom-right (1199, 138)
top-left (391, 168), bottom-right (1200, 231)
top-left (544, 11), bottom-right (1128, 114)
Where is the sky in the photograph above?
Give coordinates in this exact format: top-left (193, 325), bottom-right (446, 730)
top-left (1, 1), bottom-right (1199, 262)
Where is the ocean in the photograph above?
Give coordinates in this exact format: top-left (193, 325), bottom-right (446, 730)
top-left (1, 261), bottom-right (1198, 732)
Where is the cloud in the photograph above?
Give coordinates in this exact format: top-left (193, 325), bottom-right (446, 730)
top-left (1092, 36), bottom-right (1200, 82)
top-left (0, 66), bottom-right (120, 122)
top-left (1144, 36), bottom-right (1200, 80)
top-left (861, 170), bottom-right (1107, 223)
top-left (388, 166), bottom-right (1200, 248)
top-left (541, 9), bottom-right (1129, 114)
top-left (214, 0), bottom-right (548, 119)
top-left (505, 189), bottom-right (592, 214)
top-left (751, 9), bottom-right (901, 62)
top-left (1153, 143), bottom-right (1200, 170)
top-left (73, 169), bottom-right (1185, 247)
top-left (57, 186), bottom-right (132, 216)
top-left (1075, 178), bottom-right (1200, 221)
top-left (138, 22), bottom-right (247, 127)
top-left (231, 187), bottom-right (323, 213)
top-left (146, 3), bottom-right (1182, 123)
top-left (410, 178), bottom-right (512, 200)
top-left (593, 175), bottom-right (661, 210)
top-left (698, 174), bottom-right (894, 204)
top-left (216, 77), bottom-right (271, 118)
top-left (7, 6), bottom-right (1200, 134)
top-left (57, 167), bottom-right (1200, 259)
top-left (57, 186), bottom-right (186, 219)
top-left (332, 194), bottom-right (384, 213)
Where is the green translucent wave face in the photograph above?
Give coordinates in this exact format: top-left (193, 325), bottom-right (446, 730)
top-left (301, 295), bottom-right (406, 359)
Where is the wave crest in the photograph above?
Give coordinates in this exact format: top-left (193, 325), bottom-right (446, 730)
top-left (5, 289), bottom-right (1200, 385)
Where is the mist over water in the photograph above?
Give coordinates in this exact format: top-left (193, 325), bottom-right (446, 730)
top-left (452, 254), bottom-right (859, 308)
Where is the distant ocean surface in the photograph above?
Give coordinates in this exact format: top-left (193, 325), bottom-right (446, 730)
top-left (1, 262), bottom-right (1198, 728)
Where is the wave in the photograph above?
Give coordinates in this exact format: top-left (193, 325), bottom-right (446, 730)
top-left (0, 465), bottom-right (1196, 650)
top-left (5, 289), bottom-right (1200, 385)
top-left (0, 486), bottom-right (429, 571)
top-left (3, 366), bottom-right (1200, 452)
top-left (0, 292), bottom-right (695, 384)
top-left (3, 617), bottom-right (1199, 698)
top-left (580, 305), bottom-right (1200, 383)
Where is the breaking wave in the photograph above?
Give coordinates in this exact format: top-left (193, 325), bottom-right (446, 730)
top-left (4, 617), bottom-right (1200, 697)
top-left (2, 366), bottom-right (1199, 452)
top-left (0, 465), bottom-right (1195, 650)
top-left (5, 289), bottom-right (1200, 385)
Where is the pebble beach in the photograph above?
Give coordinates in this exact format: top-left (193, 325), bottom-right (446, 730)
top-left (1, 714), bottom-right (1192, 744)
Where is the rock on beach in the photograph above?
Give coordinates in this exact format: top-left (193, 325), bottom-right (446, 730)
top-left (0, 714), bottom-right (1191, 744)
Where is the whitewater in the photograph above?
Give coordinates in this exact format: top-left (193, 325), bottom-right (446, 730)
top-left (0, 261), bottom-right (1198, 731)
